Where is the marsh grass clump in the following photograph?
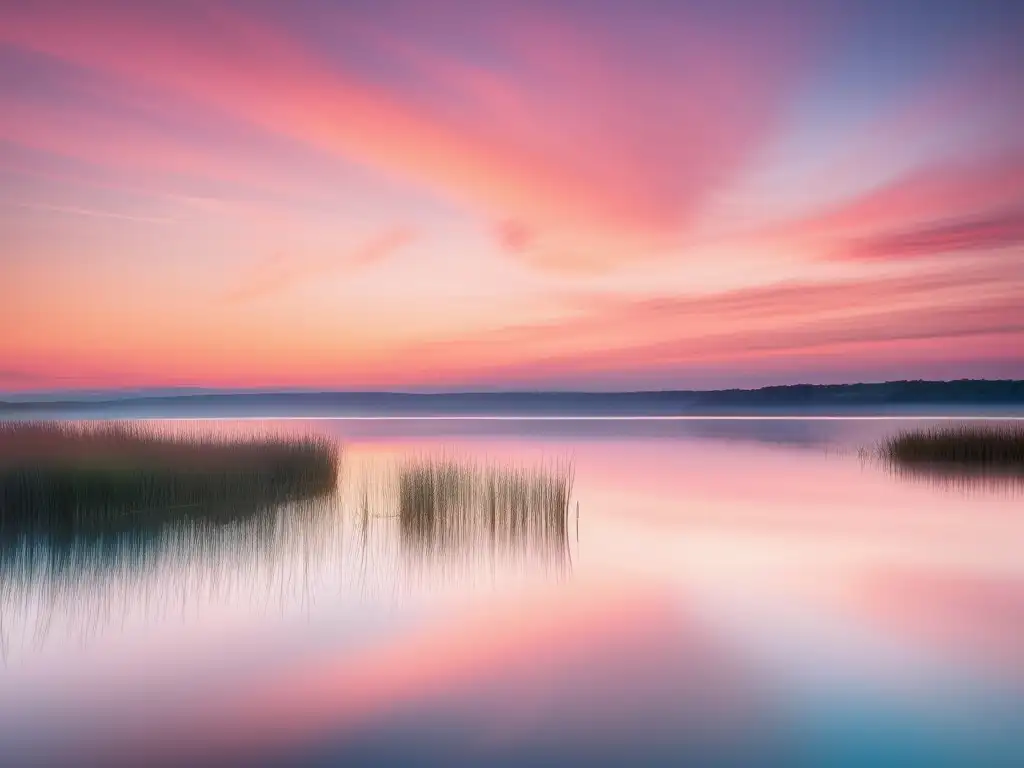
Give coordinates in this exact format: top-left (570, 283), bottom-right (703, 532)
top-left (870, 423), bottom-right (1024, 494)
top-left (881, 424), bottom-right (1024, 466)
top-left (0, 421), bottom-right (340, 534)
top-left (397, 456), bottom-right (574, 563)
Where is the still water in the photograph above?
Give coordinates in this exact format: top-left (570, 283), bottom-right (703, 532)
top-left (1, 417), bottom-right (1022, 766)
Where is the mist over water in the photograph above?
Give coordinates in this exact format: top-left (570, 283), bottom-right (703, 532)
top-left (1, 417), bottom-right (1022, 766)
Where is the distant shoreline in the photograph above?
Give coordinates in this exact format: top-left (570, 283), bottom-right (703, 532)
top-left (2, 380), bottom-right (1022, 417)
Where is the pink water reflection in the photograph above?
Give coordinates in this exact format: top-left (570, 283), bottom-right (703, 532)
top-left (2, 418), bottom-right (1022, 764)
top-left (112, 579), bottom-right (773, 766)
top-left (842, 568), bottom-right (1024, 678)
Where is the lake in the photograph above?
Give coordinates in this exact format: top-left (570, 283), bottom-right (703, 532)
top-left (2, 417), bottom-right (1022, 766)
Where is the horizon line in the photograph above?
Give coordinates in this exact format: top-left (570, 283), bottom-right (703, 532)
top-left (2, 377), bottom-right (1021, 400)
top-left (5, 415), bottom-right (1020, 422)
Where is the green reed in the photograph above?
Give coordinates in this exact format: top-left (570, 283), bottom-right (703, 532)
top-left (396, 456), bottom-right (574, 561)
top-left (0, 421), bottom-right (340, 535)
top-left (881, 424), bottom-right (1024, 466)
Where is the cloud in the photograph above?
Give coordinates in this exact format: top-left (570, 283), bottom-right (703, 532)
top-left (0, 368), bottom-right (43, 386)
top-left (357, 260), bottom-right (1024, 386)
top-left (346, 227), bottom-right (415, 269)
top-left (0, 83), bottom-right (350, 201)
top-left (840, 208), bottom-right (1024, 260)
top-left (2, 1), bottom-right (1022, 391)
top-left (225, 227), bottom-right (414, 303)
top-left (763, 154), bottom-right (1024, 246)
top-left (0, 367), bottom-right (96, 392)
top-left (3, 201), bottom-right (176, 224)
top-left (0, 0), bottom-right (815, 270)
top-left (494, 219), bottom-right (535, 255)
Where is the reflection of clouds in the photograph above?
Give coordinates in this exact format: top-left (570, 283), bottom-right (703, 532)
top-left (327, 417), bottom-right (853, 449)
top-left (844, 568), bottom-right (1024, 677)
top-left (6, 420), bottom-right (1024, 764)
top-left (125, 582), bottom-right (770, 766)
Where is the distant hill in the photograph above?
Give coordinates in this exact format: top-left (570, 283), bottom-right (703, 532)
top-left (1, 380), bottom-right (1022, 416)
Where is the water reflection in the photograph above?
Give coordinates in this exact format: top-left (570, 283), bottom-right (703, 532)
top-left (124, 583), bottom-right (773, 768)
top-left (328, 416), bottom-right (859, 448)
top-left (2, 417), bottom-right (1023, 766)
top-left (0, 498), bottom-right (341, 657)
top-left (0, 453), bottom-right (574, 658)
top-left (844, 568), bottom-right (1024, 678)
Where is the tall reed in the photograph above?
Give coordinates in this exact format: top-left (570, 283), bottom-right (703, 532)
top-left (880, 424), bottom-right (1024, 466)
top-left (0, 421), bottom-right (340, 534)
top-left (396, 456), bottom-right (574, 566)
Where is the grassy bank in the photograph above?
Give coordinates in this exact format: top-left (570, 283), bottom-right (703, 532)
top-left (881, 424), bottom-right (1024, 466)
top-left (0, 421), bottom-right (340, 532)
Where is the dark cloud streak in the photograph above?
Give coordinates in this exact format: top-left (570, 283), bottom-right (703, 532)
top-left (842, 208), bottom-right (1024, 260)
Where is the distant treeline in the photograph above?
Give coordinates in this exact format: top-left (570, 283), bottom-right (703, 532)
top-left (686, 379), bottom-right (1024, 406)
top-left (1, 379), bottom-right (1022, 415)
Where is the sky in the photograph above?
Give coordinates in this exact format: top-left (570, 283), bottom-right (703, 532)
top-left (1, 0), bottom-right (1022, 392)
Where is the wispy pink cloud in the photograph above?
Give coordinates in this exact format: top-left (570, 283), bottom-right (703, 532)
top-left (840, 208), bottom-right (1024, 260)
top-left (1, 1), bottom-right (1022, 388)
top-left (3, 200), bottom-right (176, 224)
top-left (354, 260), bottom-right (1024, 386)
top-left (0, 1), bottom-right (814, 270)
top-left (224, 227), bottom-right (414, 303)
top-left (767, 154), bottom-right (1024, 246)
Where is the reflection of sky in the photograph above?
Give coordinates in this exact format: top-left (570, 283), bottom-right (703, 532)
top-left (317, 414), bottom-right (1020, 450)
top-left (1, 419), bottom-right (1022, 765)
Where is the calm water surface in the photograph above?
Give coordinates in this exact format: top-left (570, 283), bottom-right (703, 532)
top-left (1, 417), bottom-right (1022, 766)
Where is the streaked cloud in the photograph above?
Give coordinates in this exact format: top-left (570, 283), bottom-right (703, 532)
top-left (3, 200), bottom-right (176, 224)
top-left (225, 227), bottom-right (414, 304)
top-left (0, 0), bottom-right (1022, 389)
top-left (841, 208), bottom-right (1024, 260)
top-left (0, 0), bottom-right (815, 269)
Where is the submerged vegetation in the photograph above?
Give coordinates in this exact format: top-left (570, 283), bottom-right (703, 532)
top-left (0, 421), bottom-right (340, 534)
top-left (881, 424), bottom-right (1024, 466)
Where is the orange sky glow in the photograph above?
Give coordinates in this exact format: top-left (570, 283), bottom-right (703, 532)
top-left (1, 1), bottom-right (1022, 391)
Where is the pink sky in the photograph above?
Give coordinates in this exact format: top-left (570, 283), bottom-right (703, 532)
top-left (1, 0), bottom-right (1022, 391)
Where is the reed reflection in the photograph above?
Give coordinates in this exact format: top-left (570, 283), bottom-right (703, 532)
top-left (879, 462), bottom-right (1024, 495)
top-left (867, 423), bottom-right (1024, 495)
top-left (0, 498), bottom-right (342, 657)
top-left (1, 428), bottom-right (576, 658)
